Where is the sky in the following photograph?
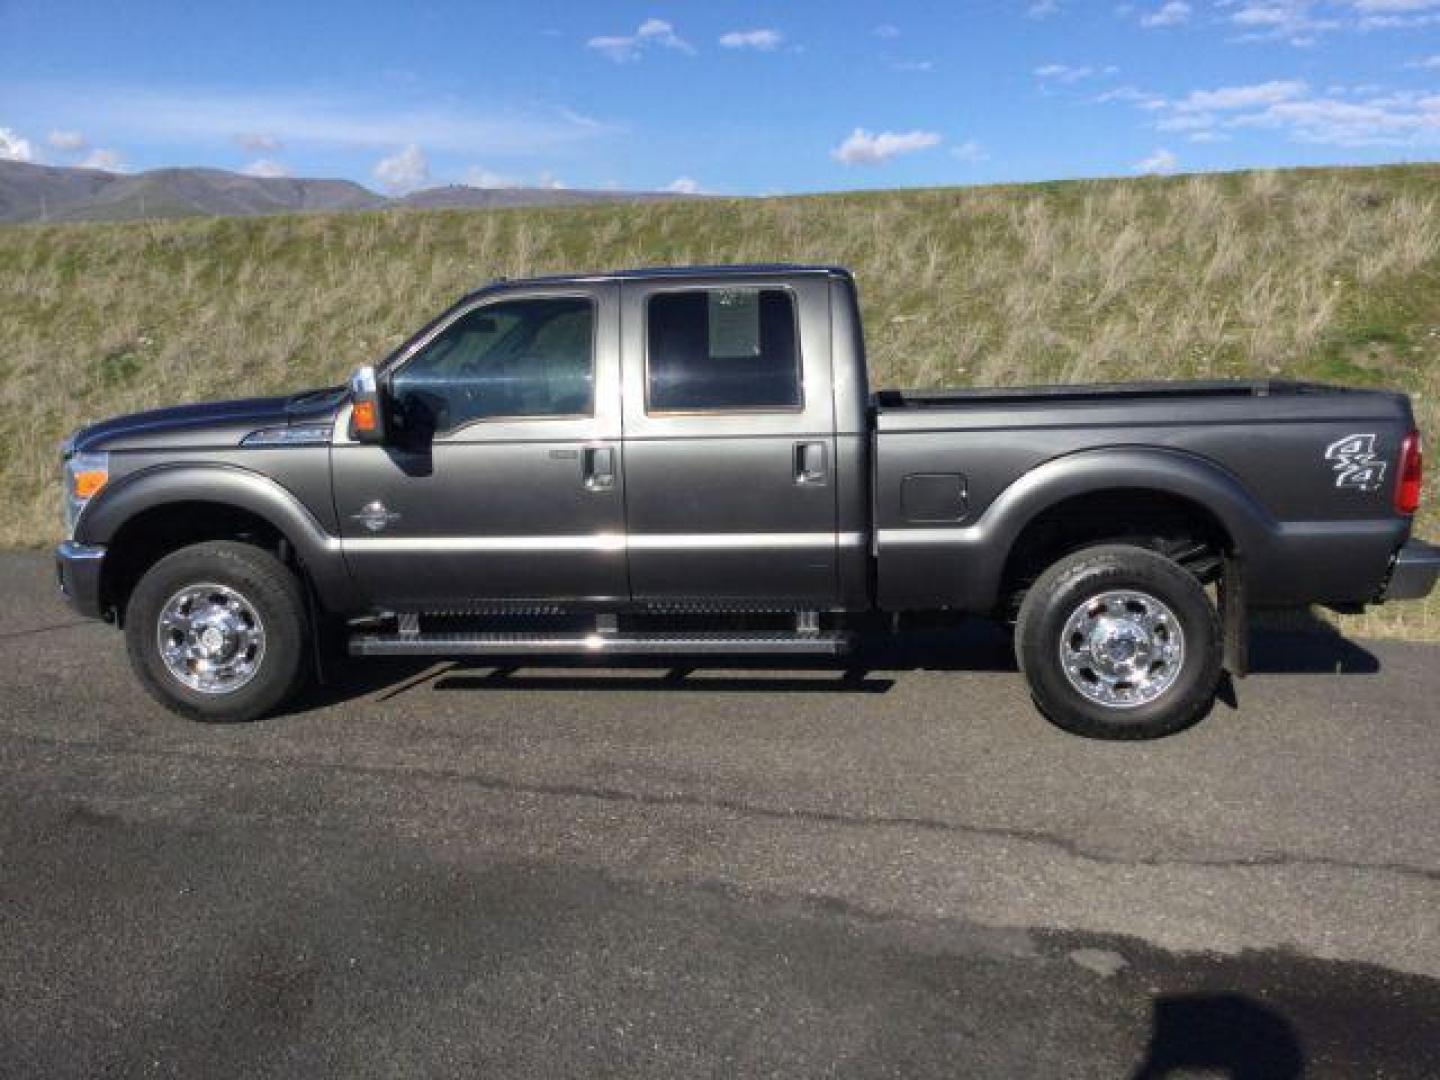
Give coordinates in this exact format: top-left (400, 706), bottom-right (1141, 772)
top-left (1, 0), bottom-right (1438, 196)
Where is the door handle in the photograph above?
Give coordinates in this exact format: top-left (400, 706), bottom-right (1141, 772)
top-left (584, 445), bottom-right (615, 491)
top-left (794, 441), bottom-right (828, 485)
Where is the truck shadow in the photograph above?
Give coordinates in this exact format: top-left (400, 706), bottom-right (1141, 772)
top-left (292, 615), bottom-right (1381, 713)
top-left (1130, 993), bottom-right (1304, 1079)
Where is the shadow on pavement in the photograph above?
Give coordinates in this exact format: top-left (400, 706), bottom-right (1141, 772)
top-left (1247, 631), bottom-right (1381, 674)
top-left (285, 618), bottom-right (1382, 715)
top-left (1131, 993), bottom-right (1304, 1079)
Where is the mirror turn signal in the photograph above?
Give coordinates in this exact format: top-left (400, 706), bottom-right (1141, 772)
top-left (349, 365), bottom-right (386, 444)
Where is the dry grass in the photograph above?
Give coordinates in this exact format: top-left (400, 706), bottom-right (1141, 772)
top-left (1, 164), bottom-right (1436, 637)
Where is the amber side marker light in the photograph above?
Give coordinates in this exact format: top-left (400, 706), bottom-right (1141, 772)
top-left (1396, 430), bottom-right (1423, 515)
top-left (72, 469), bottom-right (109, 499)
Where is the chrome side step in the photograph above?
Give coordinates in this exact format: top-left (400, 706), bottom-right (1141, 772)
top-left (349, 630), bottom-right (852, 658)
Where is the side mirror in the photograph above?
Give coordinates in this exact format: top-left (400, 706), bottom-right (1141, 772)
top-left (348, 365), bottom-right (387, 444)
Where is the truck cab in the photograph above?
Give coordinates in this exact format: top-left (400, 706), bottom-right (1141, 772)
top-left (334, 266), bottom-right (869, 613)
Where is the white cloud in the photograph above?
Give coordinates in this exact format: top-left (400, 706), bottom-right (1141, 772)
top-left (241, 158), bottom-right (290, 178)
top-left (373, 143), bottom-right (429, 194)
top-left (872, 23), bottom-right (901, 37)
top-left (893, 60), bottom-right (935, 72)
top-left (586, 35), bottom-right (642, 62)
top-left (1096, 86), bottom-right (1167, 108)
top-left (1028, 0), bottom-right (1062, 17)
top-left (666, 176), bottom-right (702, 194)
top-left (538, 169), bottom-right (566, 190)
top-left (0, 127), bottom-right (36, 162)
top-left (464, 165), bottom-right (520, 189)
top-left (831, 127), bottom-right (943, 166)
top-left (719, 28), bottom-right (783, 50)
top-left (1174, 79), bottom-right (1308, 111)
top-left (1036, 63), bottom-right (1088, 82)
top-left (638, 18), bottom-right (691, 49)
top-left (46, 129), bottom-right (87, 151)
top-left (1220, 1), bottom-right (1339, 43)
top-left (1357, 12), bottom-right (1440, 26)
top-left (1113, 77), bottom-right (1440, 148)
top-left (1347, 0), bottom-right (1440, 10)
top-left (21, 85), bottom-right (612, 158)
top-left (1141, 1), bottom-right (1192, 26)
top-left (80, 147), bottom-right (123, 171)
top-left (234, 131), bottom-right (280, 152)
top-left (951, 140), bottom-right (989, 162)
top-left (1218, 0), bottom-right (1440, 42)
top-left (1228, 92), bottom-right (1440, 146)
top-left (587, 18), bottom-right (692, 62)
top-left (1407, 54), bottom-right (1440, 67)
top-left (1134, 148), bottom-right (1180, 173)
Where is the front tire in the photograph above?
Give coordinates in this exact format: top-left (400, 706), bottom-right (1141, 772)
top-left (1015, 544), bottom-right (1222, 740)
top-left (125, 541), bottom-right (310, 722)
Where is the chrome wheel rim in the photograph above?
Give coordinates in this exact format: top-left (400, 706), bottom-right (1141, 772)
top-left (1059, 589), bottom-right (1185, 709)
top-left (156, 583), bottom-right (266, 694)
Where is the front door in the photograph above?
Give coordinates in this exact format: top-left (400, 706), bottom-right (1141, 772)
top-left (618, 275), bottom-right (841, 606)
top-left (332, 283), bottom-right (628, 609)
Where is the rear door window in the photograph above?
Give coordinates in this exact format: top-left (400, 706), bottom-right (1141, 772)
top-left (645, 288), bottom-right (801, 412)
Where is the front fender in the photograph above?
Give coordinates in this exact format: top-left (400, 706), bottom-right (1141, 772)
top-left (877, 446), bottom-right (1276, 611)
top-left (76, 463), bottom-right (358, 612)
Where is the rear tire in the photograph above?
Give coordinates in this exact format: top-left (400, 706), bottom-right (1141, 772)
top-left (1015, 544), bottom-right (1221, 740)
top-left (124, 541), bottom-right (310, 722)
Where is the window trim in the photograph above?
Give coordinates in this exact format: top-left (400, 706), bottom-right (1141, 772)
top-left (641, 284), bottom-right (805, 417)
top-left (387, 291), bottom-right (599, 435)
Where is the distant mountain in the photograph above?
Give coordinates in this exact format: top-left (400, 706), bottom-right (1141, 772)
top-left (0, 160), bottom-right (687, 224)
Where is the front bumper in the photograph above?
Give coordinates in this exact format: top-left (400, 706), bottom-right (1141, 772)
top-left (55, 541), bottom-right (107, 618)
top-left (1382, 539), bottom-right (1440, 602)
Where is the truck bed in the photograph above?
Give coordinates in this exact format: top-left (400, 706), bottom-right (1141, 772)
top-left (869, 377), bottom-right (1415, 612)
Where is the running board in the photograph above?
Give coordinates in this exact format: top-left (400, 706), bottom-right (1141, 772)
top-left (349, 630), bottom-right (851, 658)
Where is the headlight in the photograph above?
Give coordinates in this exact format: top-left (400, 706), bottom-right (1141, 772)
top-left (62, 450), bottom-right (109, 538)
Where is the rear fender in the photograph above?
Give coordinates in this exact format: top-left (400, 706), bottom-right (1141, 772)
top-left (877, 447), bottom-right (1274, 610)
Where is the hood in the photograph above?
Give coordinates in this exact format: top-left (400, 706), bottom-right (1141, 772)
top-left (67, 385), bottom-right (346, 454)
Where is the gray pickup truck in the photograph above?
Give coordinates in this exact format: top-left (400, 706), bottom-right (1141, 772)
top-left (58, 264), bottom-right (1437, 738)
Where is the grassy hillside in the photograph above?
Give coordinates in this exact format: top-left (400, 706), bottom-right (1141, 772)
top-left (1, 164), bottom-right (1436, 636)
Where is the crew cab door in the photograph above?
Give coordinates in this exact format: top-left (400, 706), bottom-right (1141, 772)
top-left (332, 282), bottom-right (627, 608)
top-left (618, 275), bottom-right (841, 606)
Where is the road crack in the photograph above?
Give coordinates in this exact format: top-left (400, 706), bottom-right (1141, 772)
top-left (9, 730), bottom-right (1440, 884)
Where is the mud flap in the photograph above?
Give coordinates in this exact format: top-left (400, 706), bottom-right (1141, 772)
top-left (1219, 553), bottom-right (1248, 678)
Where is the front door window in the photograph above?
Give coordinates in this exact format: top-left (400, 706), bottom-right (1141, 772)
top-left (389, 297), bottom-right (595, 435)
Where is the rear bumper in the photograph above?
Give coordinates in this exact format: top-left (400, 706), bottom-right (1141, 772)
top-left (55, 541), bottom-right (107, 618)
top-left (1382, 539), bottom-right (1440, 602)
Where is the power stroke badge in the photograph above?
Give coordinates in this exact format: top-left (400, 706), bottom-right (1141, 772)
top-left (1325, 433), bottom-right (1387, 492)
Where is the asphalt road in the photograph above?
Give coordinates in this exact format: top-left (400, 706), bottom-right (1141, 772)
top-left (1, 550), bottom-right (1437, 1078)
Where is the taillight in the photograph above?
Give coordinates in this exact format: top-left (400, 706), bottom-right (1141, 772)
top-left (1396, 430), bottom-right (1423, 515)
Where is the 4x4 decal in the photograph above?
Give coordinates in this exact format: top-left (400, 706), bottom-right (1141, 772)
top-left (1325, 433), bottom-right (1387, 492)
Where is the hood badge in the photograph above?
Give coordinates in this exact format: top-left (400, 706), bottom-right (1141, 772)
top-left (1325, 434), bottom-right (1387, 493)
top-left (352, 501), bottom-right (402, 533)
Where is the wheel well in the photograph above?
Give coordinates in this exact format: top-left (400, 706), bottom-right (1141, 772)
top-left (999, 488), bottom-right (1231, 618)
top-left (101, 502), bottom-right (292, 623)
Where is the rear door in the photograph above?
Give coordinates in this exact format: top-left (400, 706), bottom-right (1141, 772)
top-left (618, 274), bottom-right (842, 606)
